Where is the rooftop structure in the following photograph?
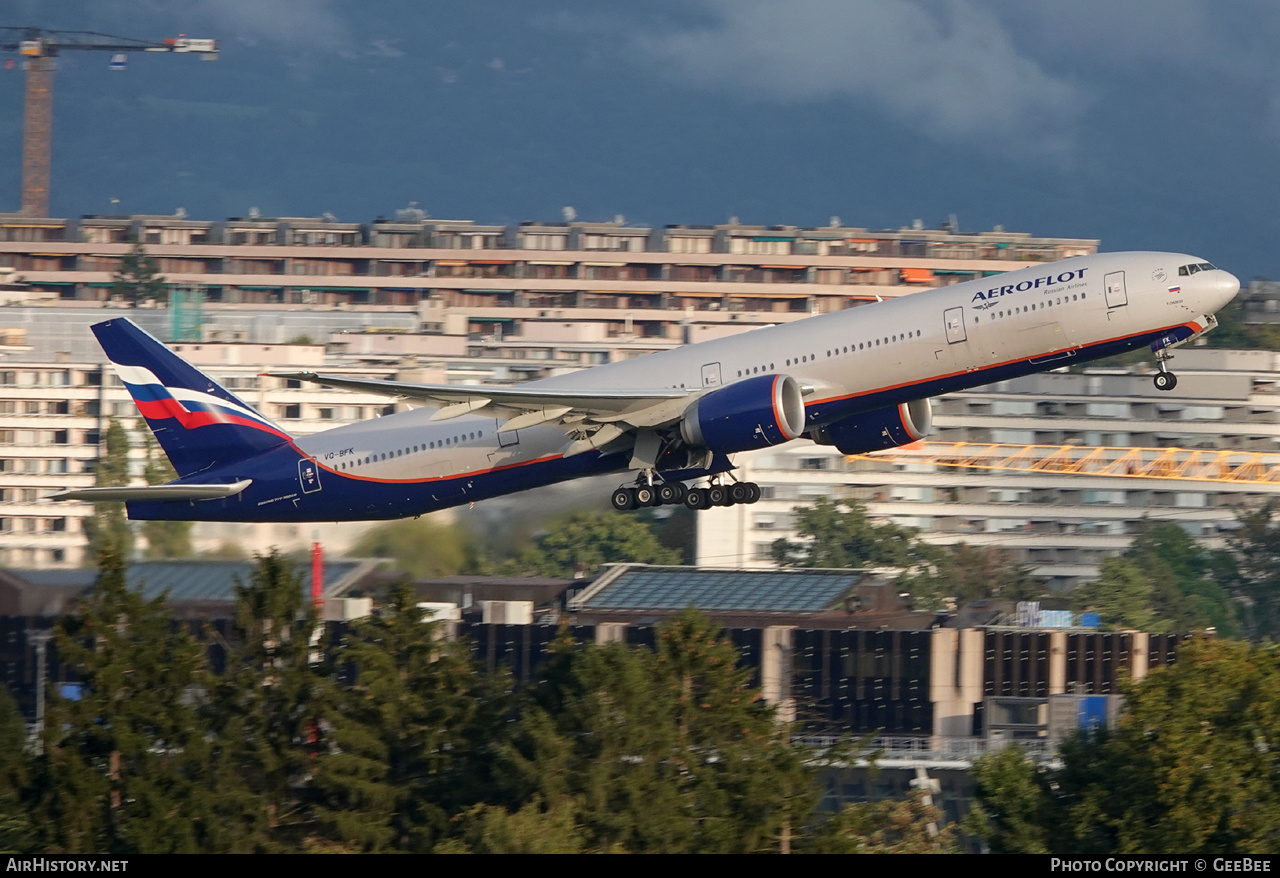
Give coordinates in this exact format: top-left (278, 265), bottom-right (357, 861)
top-left (0, 212), bottom-right (1097, 321)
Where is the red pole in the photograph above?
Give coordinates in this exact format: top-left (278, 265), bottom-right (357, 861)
top-left (311, 539), bottom-right (323, 611)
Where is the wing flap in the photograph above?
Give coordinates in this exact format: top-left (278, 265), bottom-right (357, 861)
top-left (49, 479), bottom-right (253, 502)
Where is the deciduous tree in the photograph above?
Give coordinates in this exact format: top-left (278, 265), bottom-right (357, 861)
top-left (970, 638), bottom-right (1280, 855)
top-left (770, 497), bottom-right (922, 570)
top-left (511, 510), bottom-right (681, 577)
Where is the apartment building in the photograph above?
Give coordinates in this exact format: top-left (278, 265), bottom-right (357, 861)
top-left (0, 211), bottom-right (1095, 319)
top-left (697, 349), bottom-right (1280, 589)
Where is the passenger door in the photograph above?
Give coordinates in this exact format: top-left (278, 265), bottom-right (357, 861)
top-left (944, 307), bottom-right (967, 344)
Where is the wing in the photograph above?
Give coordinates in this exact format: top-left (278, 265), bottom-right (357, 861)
top-left (49, 479), bottom-right (253, 502)
top-left (267, 372), bottom-right (696, 455)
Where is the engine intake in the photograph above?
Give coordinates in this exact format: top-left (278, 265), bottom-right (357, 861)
top-left (809, 398), bottom-right (932, 454)
top-left (680, 374), bottom-right (805, 455)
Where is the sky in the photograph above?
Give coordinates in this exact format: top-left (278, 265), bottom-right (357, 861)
top-left (1, 1), bottom-right (1277, 280)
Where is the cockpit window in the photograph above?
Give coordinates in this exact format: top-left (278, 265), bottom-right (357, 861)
top-left (1179, 262), bottom-right (1217, 276)
top-left (1198, 262), bottom-right (1216, 271)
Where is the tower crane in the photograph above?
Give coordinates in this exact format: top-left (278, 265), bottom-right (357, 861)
top-left (0, 27), bottom-right (218, 218)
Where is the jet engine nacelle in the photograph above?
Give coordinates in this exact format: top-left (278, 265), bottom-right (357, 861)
top-left (680, 374), bottom-right (806, 455)
top-left (809, 398), bottom-right (933, 454)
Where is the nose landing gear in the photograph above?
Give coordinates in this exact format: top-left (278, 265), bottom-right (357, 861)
top-left (1153, 351), bottom-right (1178, 391)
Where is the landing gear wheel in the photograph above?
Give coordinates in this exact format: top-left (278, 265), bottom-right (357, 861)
top-left (685, 487), bottom-right (711, 510)
top-left (729, 483), bottom-right (751, 504)
top-left (657, 482), bottom-right (685, 505)
top-left (707, 485), bottom-right (731, 506)
top-left (1154, 371), bottom-right (1178, 391)
top-left (611, 487), bottom-right (637, 511)
top-left (744, 482), bottom-right (762, 504)
top-left (634, 485), bottom-right (657, 507)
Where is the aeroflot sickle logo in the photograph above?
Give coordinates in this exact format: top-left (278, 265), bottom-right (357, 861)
top-left (971, 267), bottom-right (1089, 304)
top-left (113, 363), bottom-right (289, 439)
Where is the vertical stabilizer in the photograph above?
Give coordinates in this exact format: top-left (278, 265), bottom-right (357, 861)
top-left (92, 318), bottom-right (291, 477)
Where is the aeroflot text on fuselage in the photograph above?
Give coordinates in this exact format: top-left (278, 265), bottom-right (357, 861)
top-left (972, 267), bottom-right (1089, 302)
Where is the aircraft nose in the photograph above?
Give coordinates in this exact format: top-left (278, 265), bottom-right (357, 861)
top-left (1215, 271), bottom-right (1241, 309)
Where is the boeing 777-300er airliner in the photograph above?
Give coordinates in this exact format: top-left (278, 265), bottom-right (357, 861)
top-left (51, 252), bottom-right (1239, 521)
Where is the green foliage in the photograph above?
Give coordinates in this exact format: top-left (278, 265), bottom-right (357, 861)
top-left (311, 582), bottom-right (505, 852)
top-left (965, 745), bottom-right (1057, 854)
top-left (434, 798), bottom-right (587, 854)
top-left (772, 499), bottom-right (1040, 611)
top-left (808, 788), bottom-right (960, 853)
top-left (3, 553), bottom-right (994, 854)
top-left (496, 609), bottom-right (811, 853)
top-left (211, 550), bottom-right (327, 851)
top-left (1073, 558), bottom-right (1162, 631)
top-left (510, 510), bottom-right (682, 577)
top-left (901, 543), bottom-right (1042, 611)
top-left (0, 686), bottom-right (33, 854)
top-left (970, 639), bottom-right (1280, 855)
top-left (83, 418), bottom-right (133, 562)
top-left (140, 432), bottom-right (192, 559)
top-left (27, 551), bottom-right (210, 853)
top-left (770, 497), bottom-right (922, 569)
top-left (111, 241), bottom-right (166, 307)
top-left (351, 517), bottom-right (479, 579)
top-left (1075, 522), bottom-right (1240, 635)
top-left (1225, 501), bottom-right (1280, 640)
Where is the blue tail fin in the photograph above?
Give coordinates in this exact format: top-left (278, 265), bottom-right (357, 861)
top-left (92, 318), bottom-right (292, 477)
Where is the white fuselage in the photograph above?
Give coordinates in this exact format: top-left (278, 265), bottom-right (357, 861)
top-left (290, 251), bottom-right (1238, 505)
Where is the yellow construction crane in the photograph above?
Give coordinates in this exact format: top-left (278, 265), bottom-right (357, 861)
top-left (0, 27), bottom-right (218, 218)
top-left (850, 442), bottom-right (1280, 485)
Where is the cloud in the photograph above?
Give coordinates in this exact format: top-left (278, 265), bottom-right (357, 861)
top-left (193, 0), bottom-right (349, 49)
top-left (634, 0), bottom-right (1087, 161)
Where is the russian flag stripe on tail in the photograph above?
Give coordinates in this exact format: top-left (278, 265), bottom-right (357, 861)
top-left (92, 318), bottom-right (292, 477)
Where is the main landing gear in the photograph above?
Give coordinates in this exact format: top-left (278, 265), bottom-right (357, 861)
top-left (1153, 350), bottom-right (1178, 391)
top-left (610, 475), bottom-right (762, 511)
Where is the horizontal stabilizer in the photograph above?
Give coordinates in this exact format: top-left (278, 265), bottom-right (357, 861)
top-left (49, 479), bottom-right (253, 503)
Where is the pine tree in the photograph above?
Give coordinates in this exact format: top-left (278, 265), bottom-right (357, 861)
top-left (0, 686), bottom-right (34, 854)
top-left (27, 550), bottom-right (209, 853)
top-left (311, 582), bottom-right (504, 851)
top-left (140, 432), bottom-right (192, 559)
top-left (497, 609), bottom-right (813, 853)
top-left (111, 240), bottom-right (166, 307)
top-left (210, 550), bottom-right (327, 851)
top-left (83, 418), bottom-right (133, 561)
top-left (809, 788), bottom-right (960, 853)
